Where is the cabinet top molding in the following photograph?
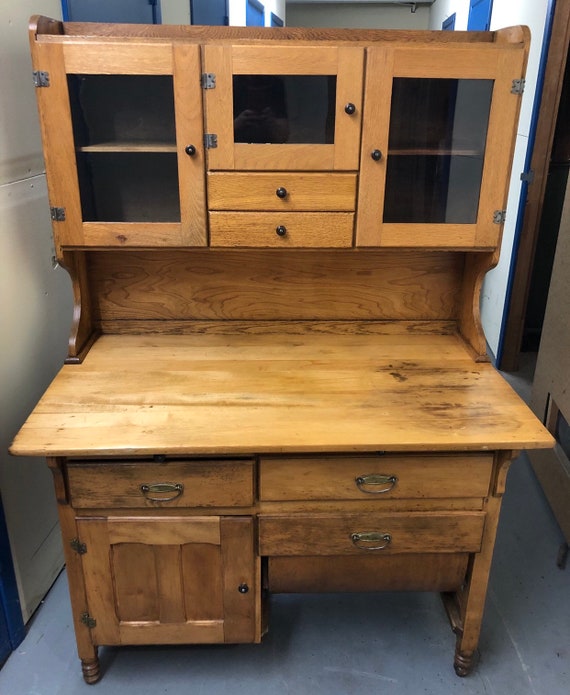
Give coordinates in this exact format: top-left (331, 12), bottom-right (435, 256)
top-left (29, 15), bottom-right (529, 49)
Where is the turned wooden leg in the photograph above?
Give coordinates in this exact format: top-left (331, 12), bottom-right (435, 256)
top-left (81, 651), bottom-right (101, 684)
top-left (454, 648), bottom-right (475, 677)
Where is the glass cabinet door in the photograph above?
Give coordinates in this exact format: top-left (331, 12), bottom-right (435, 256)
top-left (36, 42), bottom-right (206, 247)
top-left (203, 45), bottom-right (364, 171)
top-left (357, 44), bottom-right (526, 248)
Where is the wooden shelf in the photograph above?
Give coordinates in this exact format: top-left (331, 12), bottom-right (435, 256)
top-left (77, 142), bottom-right (177, 153)
top-left (388, 149), bottom-right (483, 157)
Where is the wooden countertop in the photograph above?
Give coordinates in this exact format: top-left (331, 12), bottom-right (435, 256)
top-left (10, 331), bottom-right (554, 457)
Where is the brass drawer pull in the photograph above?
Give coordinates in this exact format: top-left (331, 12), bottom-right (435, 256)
top-left (351, 532), bottom-right (392, 551)
top-left (355, 474), bottom-right (398, 494)
top-left (140, 482), bottom-right (184, 502)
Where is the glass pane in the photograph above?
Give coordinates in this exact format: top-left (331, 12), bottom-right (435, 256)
top-left (67, 75), bottom-right (180, 222)
top-left (233, 75), bottom-right (336, 144)
top-left (76, 153), bottom-right (180, 223)
top-left (384, 78), bottom-right (493, 224)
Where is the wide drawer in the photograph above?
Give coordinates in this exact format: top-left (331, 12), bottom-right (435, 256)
top-left (259, 454), bottom-right (494, 501)
top-left (258, 512), bottom-right (486, 555)
top-left (208, 172), bottom-right (357, 211)
top-left (209, 212), bottom-right (354, 247)
top-left (66, 459), bottom-right (254, 508)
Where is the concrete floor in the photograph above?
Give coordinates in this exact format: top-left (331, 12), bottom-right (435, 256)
top-left (1, 359), bottom-right (568, 694)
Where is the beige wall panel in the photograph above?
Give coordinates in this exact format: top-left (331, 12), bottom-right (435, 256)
top-left (0, 1), bottom-right (62, 185)
top-left (0, 176), bottom-right (72, 620)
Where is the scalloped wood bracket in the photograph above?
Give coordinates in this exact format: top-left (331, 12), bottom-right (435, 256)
top-left (61, 251), bottom-right (99, 363)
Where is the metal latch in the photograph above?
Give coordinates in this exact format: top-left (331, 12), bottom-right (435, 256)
top-left (50, 207), bottom-right (66, 221)
top-left (520, 170), bottom-right (535, 184)
top-left (33, 70), bottom-right (50, 88)
top-left (204, 133), bottom-right (218, 149)
top-left (70, 538), bottom-right (87, 555)
top-left (493, 210), bottom-right (507, 224)
top-left (201, 73), bottom-right (216, 89)
top-left (511, 79), bottom-right (525, 95)
top-left (81, 613), bottom-right (96, 629)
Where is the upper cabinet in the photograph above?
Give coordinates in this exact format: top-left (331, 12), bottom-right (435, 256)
top-left (32, 41), bottom-right (207, 248)
top-left (29, 22), bottom-right (528, 252)
top-left (357, 43), bottom-right (527, 248)
top-left (202, 44), bottom-right (365, 171)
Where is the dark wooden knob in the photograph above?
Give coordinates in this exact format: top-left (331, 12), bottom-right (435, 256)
top-left (371, 149), bottom-right (383, 161)
top-left (238, 584), bottom-right (249, 594)
top-left (185, 144), bottom-right (196, 156)
top-left (344, 102), bottom-right (356, 115)
top-left (276, 187), bottom-right (288, 199)
top-left (276, 225), bottom-right (287, 237)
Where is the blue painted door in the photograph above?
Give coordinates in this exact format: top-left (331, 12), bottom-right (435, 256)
top-left (62, 0), bottom-right (161, 23)
top-left (467, 0), bottom-right (493, 31)
top-left (191, 0), bottom-right (228, 25)
top-left (0, 498), bottom-right (25, 665)
top-left (247, 0), bottom-right (265, 27)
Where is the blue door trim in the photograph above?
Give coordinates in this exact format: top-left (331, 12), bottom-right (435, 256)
top-left (442, 13), bottom-right (456, 31)
top-left (496, 0), bottom-right (558, 365)
top-left (0, 496), bottom-right (25, 663)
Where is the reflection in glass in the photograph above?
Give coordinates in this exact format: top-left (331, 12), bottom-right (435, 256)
top-left (67, 75), bottom-right (180, 222)
top-left (233, 75), bottom-right (336, 144)
top-left (384, 78), bottom-right (493, 224)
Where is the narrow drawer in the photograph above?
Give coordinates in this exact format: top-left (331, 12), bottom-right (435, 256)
top-left (208, 172), bottom-right (357, 211)
top-left (258, 512), bottom-right (486, 556)
top-left (209, 212), bottom-right (354, 247)
top-left (67, 459), bottom-right (254, 508)
top-left (259, 454), bottom-right (494, 501)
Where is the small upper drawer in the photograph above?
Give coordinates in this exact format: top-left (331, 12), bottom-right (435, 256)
top-left (208, 173), bottom-right (357, 211)
top-left (209, 212), bottom-right (354, 247)
top-left (259, 454), bottom-right (494, 501)
top-left (67, 459), bottom-right (254, 508)
top-left (259, 511), bottom-right (486, 556)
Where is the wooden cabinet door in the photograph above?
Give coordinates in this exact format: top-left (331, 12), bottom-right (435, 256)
top-left (357, 42), bottom-right (526, 249)
top-left (31, 40), bottom-right (206, 249)
top-left (76, 515), bottom-right (258, 645)
top-left (203, 44), bottom-right (364, 171)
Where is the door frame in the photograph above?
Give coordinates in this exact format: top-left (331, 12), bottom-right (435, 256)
top-left (499, 0), bottom-right (570, 369)
top-left (0, 497), bottom-right (26, 664)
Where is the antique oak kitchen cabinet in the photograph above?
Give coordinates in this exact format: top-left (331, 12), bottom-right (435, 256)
top-left (10, 16), bottom-right (553, 684)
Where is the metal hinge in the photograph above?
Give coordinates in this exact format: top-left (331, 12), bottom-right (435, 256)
top-left (493, 210), bottom-right (507, 224)
top-left (201, 73), bottom-right (216, 89)
top-left (520, 170), bottom-right (535, 184)
top-left (81, 612), bottom-right (97, 629)
top-left (33, 70), bottom-right (50, 88)
top-left (204, 133), bottom-right (218, 149)
top-left (70, 538), bottom-right (87, 555)
top-left (511, 78), bottom-right (525, 95)
top-left (50, 206), bottom-right (66, 221)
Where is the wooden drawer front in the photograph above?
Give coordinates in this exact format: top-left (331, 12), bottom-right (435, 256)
top-left (259, 454), bottom-right (493, 501)
top-left (209, 212), bottom-right (354, 247)
top-left (259, 512), bottom-right (486, 556)
top-left (208, 173), bottom-right (357, 211)
top-left (67, 459), bottom-right (254, 508)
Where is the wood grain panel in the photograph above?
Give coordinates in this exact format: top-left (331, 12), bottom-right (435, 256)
top-left (111, 543), bottom-right (158, 621)
top-left (67, 459), bottom-right (254, 508)
top-left (207, 173), bottom-right (357, 211)
top-left (259, 512), bottom-right (486, 555)
top-left (268, 554), bottom-right (469, 592)
top-left (259, 453), bottom-right (493, 501)
top-left (63, 42), bottom-right (173, 74)
top-left (182, 543), bottom-right (224, 621)
top-left (209, 212), bottom-right (354, 247)
top-left (87, 250), bottom-right (463, 323)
